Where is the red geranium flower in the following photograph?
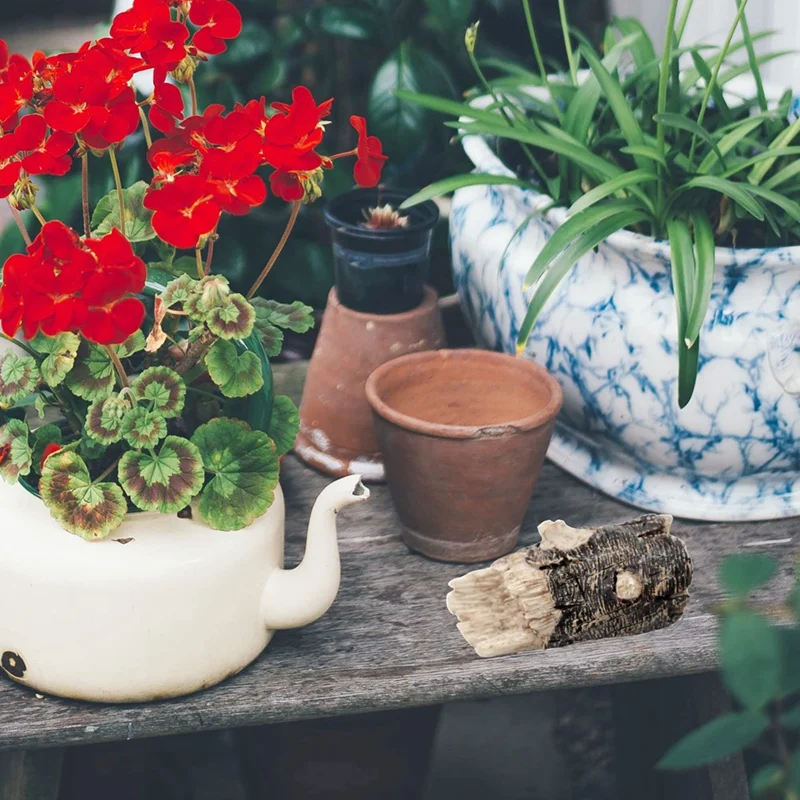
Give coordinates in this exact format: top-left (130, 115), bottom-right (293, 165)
top-left (15, 114), bottom-right (73, 177)
top-left (149, 71), bottom-right (185, 134)
top-left (189, 0), bottom-right (242, 56)
top-left (0, 42), bottom-right (33, 128)
top-left (111, 0), bottom-right (187, 69)
top-left (40, 443), bottom-right (62, 470)
top-left (147, 136), bottom-right (196, 184)
top-left (269, 170), bottom-right (304, 202)
top-left (0, 133), bottom-right (22, 198)
top-left (350, 116), bottom-right (387, 187)
top-left (144, 174), bottom-right (221, 249)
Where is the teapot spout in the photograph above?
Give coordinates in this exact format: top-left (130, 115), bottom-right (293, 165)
top-left (260, 475), bottom-right (370, 630)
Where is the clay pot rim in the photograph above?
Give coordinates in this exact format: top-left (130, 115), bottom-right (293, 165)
top-left (366, 349), bottom-right (564, 440)
top-left (327, 285), bottom-right (440, 320)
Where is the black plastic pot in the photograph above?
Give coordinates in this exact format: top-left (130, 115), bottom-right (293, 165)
top-left (323, 187), bottom-right (440, 314)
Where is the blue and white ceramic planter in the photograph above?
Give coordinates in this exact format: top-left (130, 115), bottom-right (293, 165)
top-left (451, 118), bottom-right (800, 522)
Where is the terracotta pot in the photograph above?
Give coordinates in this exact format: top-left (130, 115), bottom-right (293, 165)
top-left (366, 349), bottom-right (563, 562)
top-left (296, 287), bottom-right (445, 482)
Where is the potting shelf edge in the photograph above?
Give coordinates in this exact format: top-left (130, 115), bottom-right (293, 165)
top-left (0, 363), bottom-right (795, 753)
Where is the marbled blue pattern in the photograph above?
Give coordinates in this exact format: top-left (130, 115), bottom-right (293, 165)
top-left (451, 130), bottom-right (800, 521)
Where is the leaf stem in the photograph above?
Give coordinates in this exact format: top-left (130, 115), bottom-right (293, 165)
top-left (7, 201), bottom-right (31, 247)
top-left (195, 247), bottom-right (204, 279)
top-left (95, 457), bottom-right (121, 484)
top-left (656, 0), bottom-right (681, 221)
top-left (105, 345), bottom-right (129, 388)
top-left (0, 331), bottom-right (38, 357)
top-left (30, 206), bottom-right (46, 227)
top-left (247, 201), bottom-right (301, 300)
top-left (81, 154), bottom-right (91, 238)
top-left (188, 77), bottom-right (198, 117)
top-left (557, 0), bottom-right (578, 86)
top-left (737, 0), bottom-right (767, 113)
top-left (675, 0), bottom-right (695, 44)
top-left (108, 147), bottom-right (127, 238)
top-left (138, 105), bottom-right (153, 149)
top-left (521, 0), bottom-right (564, 123)
top-left (204, 226), bottom-right (217, 275)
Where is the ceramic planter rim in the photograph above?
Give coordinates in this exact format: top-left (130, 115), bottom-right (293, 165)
top-left (365, 348), bottom-right (564, 440)
top-left (461, 77), bottom-right (800, 268)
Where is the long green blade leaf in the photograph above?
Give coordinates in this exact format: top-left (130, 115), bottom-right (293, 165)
top-left (763, 159), bottom-right (800, 190)
top-left (675, 176), bottom-right (766, 221)
top-left (621, 145), bottom-right (668, 168)
top-left (393, 90), bottom-right (518, 127)
top-left (685, 213), bottom-right (716, 348)
top-left (667, 218), bottom-right (698, 408)
top-left (698, 115), bottom-right (768, 174)
top-left (749, 117), bottom-right (800, 185)
top-left (654, 112), bottom-right (725, 168)
top-left (400, 174), bottom-right (536, 208)
top-left (567, 170), bottom-right (656, 217)
top-left (746, 184), bottom-right (800, 224)
top-left (718, 147), bottom-right (800, 179)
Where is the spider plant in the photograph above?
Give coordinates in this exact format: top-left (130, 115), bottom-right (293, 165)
top-left (397, 0), bottom-right (800, 407)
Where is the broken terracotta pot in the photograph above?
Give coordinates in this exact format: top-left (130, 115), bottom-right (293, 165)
top-left (365, 349), bottom-right (564, 563)
top-left (296, 287), bottom-right (445, 481)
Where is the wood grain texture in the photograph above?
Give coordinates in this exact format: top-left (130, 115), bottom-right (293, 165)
top-left (0, 366), bottom-right (795, 752)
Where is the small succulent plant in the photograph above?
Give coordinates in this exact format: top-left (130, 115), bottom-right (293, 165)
top-left (361, 204), bottom-right (410, 230)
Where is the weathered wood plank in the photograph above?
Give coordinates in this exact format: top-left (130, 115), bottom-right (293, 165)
top-left (0, 364), bottom-right (794, 752)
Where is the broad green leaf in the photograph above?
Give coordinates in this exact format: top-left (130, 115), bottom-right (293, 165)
top-left (191, 418), bottom-right (280, 531)
top-left (698, 115), bottom-right (768, 174)
top-left (92, 181), bottom-right (155, 242)
top-left (66, 345), bottom-right (115, 402)
top-left (251, 299), bottom-right (315, 334)
top-left (184, 275), bottom-right (231, 322)
top-left (654, 112), bottom-right (725, 168)
top-left (131, 367), bottom-right (186, 418)
top-left (34, 394), bottom-right (48, 419)
top-left (269, 395), bottom-right (299, 458)
top-left (517, 209), bottom-right (647, 351)
top-left (677, 337), bottom-right (700, 410)
top-left (253, 321), bottom-right (283, 358)
top-left (31, 423), bottom-right (61, 473)
top-left (122, 407), bottom-right (168, 449)
top-left (0, 351), bottom-right (38, 407)
top-left (749, 763), bottom-right (784, 796)
top-left (401, 174), bottom-right (535, 209)
top-left (746, 184), bottom-right (800, 225)
top-left (115, 331), bottom-right (146, 359)
top-left (0, 419), bottom-right (31, 483)
top-left (119, 436), bottom-right (204, 514)
top-left (685, 212), bottom-right (715, 349)
top-left (658, 711), bottom-right (769, 769)
top-left (161, 274), bottom-right (198, 310)
top-left (29, 332), bottom-right (80, 387)
top-left (720, 610), bottom-right (781, 710)
top-left (206, 293), bottom-right (255, 340)
top-left (314, 5), bottom-right (376, 39)
top-left (567, 171), bottom-right (656, 218)
top-left (749, 117), bottom-right (800, 185)
top-left (205, 339), bottom-right (264, 399)
top-left (668, 219), bottom-right (698, 408)
top-left (40, 450), bottom-right (127, 540)
top-left (78, 435), bottom-right (108, 462)
top-left (719, 553), bottom-right (777, 598)
top-left (674, 177), bottom-right (766, 221)
top-left (85, 394), bottom-right (129, 445)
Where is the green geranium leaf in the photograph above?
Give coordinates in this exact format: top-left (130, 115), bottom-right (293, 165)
top-left (115, 331), bottom-right (146, 359)
top-left (31, 423), bottom-right (62, 472)
top-left (251, 298), bottom-right (315, 333)
top-left (721, 610), bottom-right (781, 710)
top-left (161, 274), bottom-right (198, 310)
top-left (92, 181), bottom-right (156, 242)
top-left (658, 710), bottom-right (769, 769)
top-left (269, 395), bottom-right (299, 457)
top-left (191, 418), bottom-right (279, 531)
top-left (185, 275), bottom-right (231, 321)
top-left (122, 406), bottom-right (168, 449)
top-left (253, 320), bottom-right (283, 358)
top-left (66, 345), bottom-right (115, 401)
top-left (78, 436), bottom-right (108, 462)
top-left (720, 554), bottom-right (777, 598)
top-left (0, 418), bottom-right (32, 483)
top-left (119, 436), bottom-right (204, 514)
top-left (29, 332), bottom-right (80, 387)
top-left (131, 367), bottom-right (185, 418)
top-left (206, 293), bottom-right (255, 340)
top-left (148, 256), bottom-right (197, 278)
top-left (34, 394), bottom-right (48, 419)
top-left (0, 351), bottom-right (38, 407)
top-left (39, 450), bottom-right (127, 540)
top-left (205, 340), bottom-right (263, 398)
top-left (86, 394), bottom-right (130, 444)
top-left (750, 763), bottom-right (784, 796)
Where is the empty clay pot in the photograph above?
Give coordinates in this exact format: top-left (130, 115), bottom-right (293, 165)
top-left (296, 287), bottom-right (445, 482)
top-left (365, 349), bottom-right (564, 563)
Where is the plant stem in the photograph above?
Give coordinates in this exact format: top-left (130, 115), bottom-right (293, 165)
top-left (138, 105), bottom-right (153, 149)
top-left (105, 345), bottom-right (129, 388)
top-left (0, 331), bottom-right (38, 357)
top-left (675, 0), bottom-right (695, 44)
top-left (81, 154), bottom-right (91, 238)
top-left (557, 0), bottom-right (578, 86)
top-left (521, 0), bottom-right (564, 123)
top-left (656, 0), bottom-right (681, 221)
top-left (95, 457), bottom-right (121, 484)
top-left (188, 77), bottom-right (198, 116)
top-left (195, 247), bottom-right (204, 279)
top-left (30, 206), bottom-right (46, 227)
top-left (737, 0), bottom-right (768, 113)
top-left (204, 228), bottom-right (217, 275)
top-left (175, 329), bottom-right (215, 377)
top-left (689, 0), bottom-right (749, 165)
top-left (7, 201), bottom-right (31, 246)
top-left (246, 201), bottom-right (301, 299)
top-left (108, 147), bottom-right (127, 238)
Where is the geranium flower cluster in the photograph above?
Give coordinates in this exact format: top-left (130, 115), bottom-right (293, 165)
top-left (0, 221), bottom-right (145, 345)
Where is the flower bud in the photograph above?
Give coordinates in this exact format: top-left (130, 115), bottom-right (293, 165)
top-left (10, 178), bottom-right (38, 211)
top-left (465, 21), bottom-right (480, 54)
top-left (173, 55), bottom-right (198, 85)
top-left (300, 168), bottom-right (325, 204)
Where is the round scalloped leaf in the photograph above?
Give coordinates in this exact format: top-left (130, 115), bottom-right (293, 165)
top-left (269, 395), bottom-right (299, 457)
top-left (205, 340), bottom-right (264, 399)
top-left (86, 394), bottom-right (130, 444)
top-left (161, 274), bottom-right (198, 310)
top-left (118, 436), bottom-right (204, 514)
top-left (0, 419), bottom-right (32, 484)
top-left (39, 450), bottom-right (127, 541)
top-left (122, 406), bottom-right (168, 449)
top-left (115, 331), bottom-right (146, 359)
top-left (206, 293), bottom-right (256, 340)
top-left (184, 276), bottom-right (230, 321)
top-left (131, 367), bottom-right (186, 418)
top-left (66, 345), bottom-right (115, 401)
top-left (29, 332), bottom-right (80, 387)
top-left (191, 418), bottom-right (279, 531)
top-left (0, 351), bottom-right (38, 407)
top-left (31, 424), bottom-right (62, 473)
top-left (252, 298), bottom-right (315, 333)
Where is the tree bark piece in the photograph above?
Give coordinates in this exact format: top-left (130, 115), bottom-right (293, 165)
top-left (447, 514), bottom-right (692, 657)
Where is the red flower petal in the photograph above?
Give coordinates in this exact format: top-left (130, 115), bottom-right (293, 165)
top-left (269, 170), bottom-right (304, 202)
